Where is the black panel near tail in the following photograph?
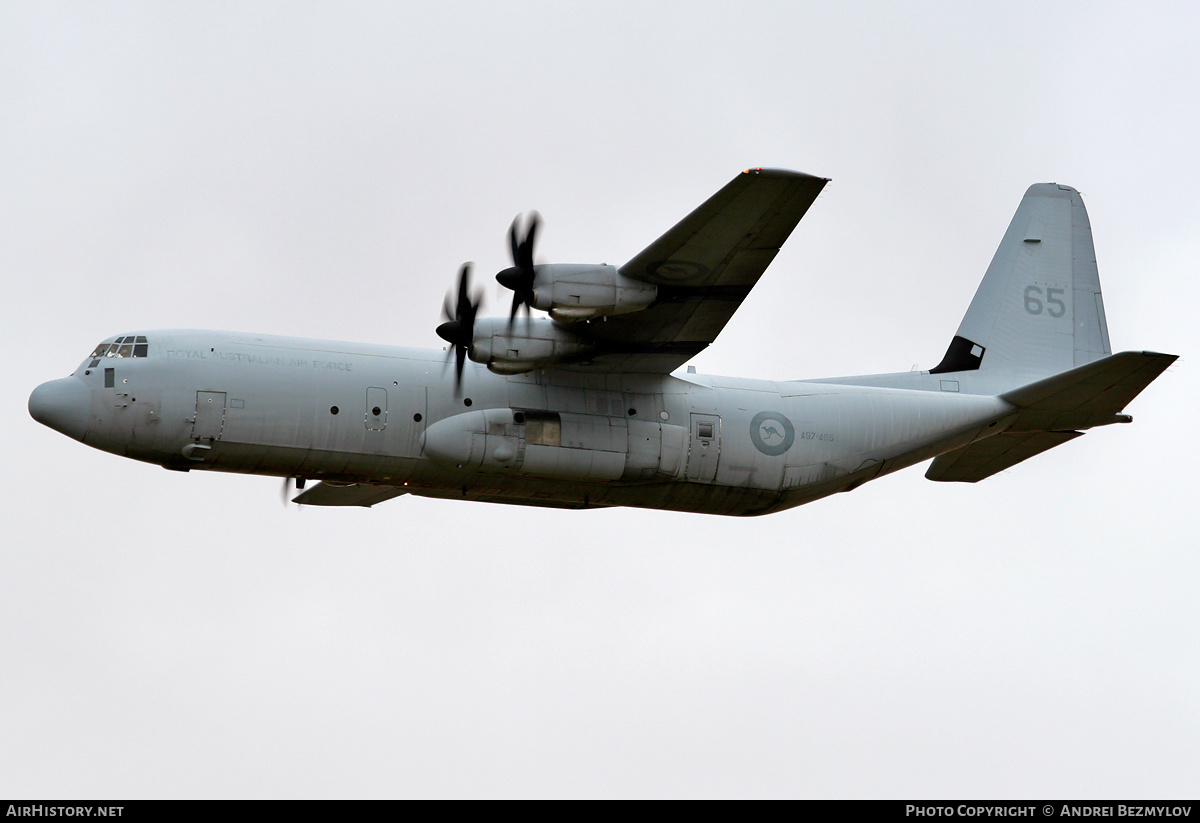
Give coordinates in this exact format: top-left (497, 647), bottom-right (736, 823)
top-left (930, 335), bottom-right (986, 374)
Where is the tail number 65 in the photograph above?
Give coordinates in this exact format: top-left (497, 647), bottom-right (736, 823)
top-left (1024, 285), bottom-right (1066, 318)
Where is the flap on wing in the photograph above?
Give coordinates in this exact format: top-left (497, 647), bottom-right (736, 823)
top-left (293, 482), bottom-right (408, 507)
top-left (926, 431), bottom-right (1083, 483)
top-left (569, 168), bottom-right (827, 373)
top-left (1001, 350), bottom-right (1177, 432)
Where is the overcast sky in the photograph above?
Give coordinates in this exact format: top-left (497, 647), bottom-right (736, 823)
top-left (4, 1), bottom-right (1198, 798)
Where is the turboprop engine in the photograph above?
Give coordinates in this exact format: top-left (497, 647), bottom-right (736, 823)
top-left (520, 264), bottom-right (658, 321)
top-left (495, 213), bottom-right (658, 322)
top-left (469, 317), bottom-right (597, 374)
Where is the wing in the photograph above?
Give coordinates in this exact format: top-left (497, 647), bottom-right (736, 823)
top-left (566, 168), bottom-right (828, 373)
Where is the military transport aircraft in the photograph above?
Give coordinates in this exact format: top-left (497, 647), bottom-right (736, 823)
top-left (28, 169), bottom-right (1175, 515)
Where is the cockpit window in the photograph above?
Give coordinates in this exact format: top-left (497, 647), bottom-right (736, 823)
top-left (89, 336), bottom-right (148, 365)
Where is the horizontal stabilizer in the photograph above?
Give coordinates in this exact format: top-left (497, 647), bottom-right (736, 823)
top-left (293, 482), bottom-right (408, 507)
top-left (926, 431), bottom-right (1083, 483)
top-left (928, 350), bottom-right (1175, 483)
top-left (1001, 350), bottom-right (1177, 432)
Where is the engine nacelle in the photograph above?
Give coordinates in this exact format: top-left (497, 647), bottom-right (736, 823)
top-left (529, 264), bottom-right (657, 320)
top-left (470, 317), bottom-right (596, 374)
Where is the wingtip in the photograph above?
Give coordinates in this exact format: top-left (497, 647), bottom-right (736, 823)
top-left (1024, 182), bottom-right (1079, 200)
top-left (741, 167), bottom-right (829, 182)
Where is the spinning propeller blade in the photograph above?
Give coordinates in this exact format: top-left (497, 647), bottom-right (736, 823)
top-left (436, 263), bottom-right (482, 393)
top-left (495, 212), bottom-right (540, 328)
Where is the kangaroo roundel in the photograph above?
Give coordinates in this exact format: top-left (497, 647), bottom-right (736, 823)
top-left (750, 412), bottom-right (795, 456)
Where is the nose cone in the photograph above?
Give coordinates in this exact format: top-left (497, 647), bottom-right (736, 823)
top-left (29, 377), bottom-right (90, 441)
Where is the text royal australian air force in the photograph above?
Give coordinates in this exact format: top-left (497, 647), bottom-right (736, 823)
top-left (166, 348), bottom-right (354, 371)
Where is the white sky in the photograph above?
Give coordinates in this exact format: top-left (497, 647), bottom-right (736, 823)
top-left (4, 1), bottom-right (1197, 798)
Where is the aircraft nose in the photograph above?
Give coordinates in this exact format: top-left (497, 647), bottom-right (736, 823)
top-left (29, 377), bottom-right (91, 441)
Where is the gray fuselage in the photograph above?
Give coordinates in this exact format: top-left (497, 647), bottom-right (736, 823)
top-left (35, 329), bottom-right (1014, 516)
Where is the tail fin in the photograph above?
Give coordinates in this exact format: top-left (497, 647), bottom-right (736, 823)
top-left (931, 184), bottom-right (1112, 384)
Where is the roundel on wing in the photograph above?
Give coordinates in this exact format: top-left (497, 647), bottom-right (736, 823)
top-left (646, 260), bottom-right (710, 282)
top-left (749, 411), bottom-right (795, 456)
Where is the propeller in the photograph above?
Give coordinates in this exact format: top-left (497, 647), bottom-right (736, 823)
top-left (495, 212), bottom-right (540, 327)
top-left (436, 263), bottom-right (482, 392)
top-left (280, 476), bottom-right (306, 506)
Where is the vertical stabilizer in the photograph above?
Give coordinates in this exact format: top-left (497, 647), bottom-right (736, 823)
top-left (931, 184), bottom-right (1112, 384)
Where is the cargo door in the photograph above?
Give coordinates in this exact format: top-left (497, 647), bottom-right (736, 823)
top-left (685, 413), bottom-right (721, 483)
top-left (365, 387), bottom-right (388, 431)
top-left (193, 391), bottom-right (227, 442)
